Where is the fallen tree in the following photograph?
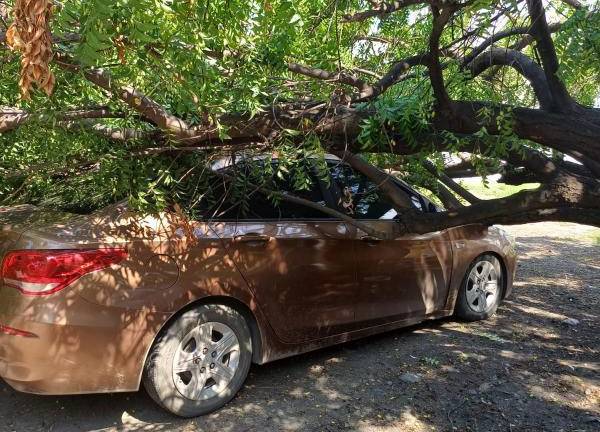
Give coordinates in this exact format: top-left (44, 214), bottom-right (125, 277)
top-left (0, 0), bottom-right (599, 235)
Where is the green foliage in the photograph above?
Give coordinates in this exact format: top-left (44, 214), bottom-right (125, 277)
top-left (554, 5), bottom-right (600, 106)
top-left (0, 0), bottom-right (597, 214)
top-left (358, 95), bottom-right (432, 151)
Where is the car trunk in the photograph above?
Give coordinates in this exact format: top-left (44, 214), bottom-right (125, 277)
top-left (0, 204), bottom-right (75, 263)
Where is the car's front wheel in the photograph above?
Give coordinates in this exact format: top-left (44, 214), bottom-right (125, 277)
top-left (143, 304), bottom-right (252, 417)
top-left (455, 254), bottom-right (504, 321)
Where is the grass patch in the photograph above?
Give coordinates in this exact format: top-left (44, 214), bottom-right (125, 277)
top-left (586, 232), bottom-right (600, 245)
top-left (420, 356), bottom-right (441, 367)
top-left (459, 178), bottom-right (539, 200)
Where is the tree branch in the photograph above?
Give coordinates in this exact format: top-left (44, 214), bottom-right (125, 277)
top-left (435, 182), bottom-right (463, 210)
top-left (0, 106), bottom-right (127, 133)
top-left (423, 160), bottom-right (481, 203)
top-left (560, 0), bottom-right (583, 9)
top-left (462, 22), bottom-right (562, 66)
top-left (428, 4), bottom-right (455, 112)
top-left (287, 63), bottom-right (375, 99)
top-left (468, 47), bottom-right (553, 109)
top-left (478, 22), bottom-right (563, 84)
top-left (342, 0), bottom-right (431, 23)
top-left (447, 101), bottom-right (600, 163)
top-left (400, 173), bottom-right (600, 235)
top-left (0, 30), bottom-right (80, 45)
top-left (526, 0), bottom-right (575, 112)
top-left (443, 157), bottom-right (503, 178)
top-left (64, 123), bottom-right (162, 142)
top-left (332, 150), bottom-right (415, 211)
top-left (55, 58), bottom-right (195, 137)
top-left (364, 54), bottom-right (431, 100)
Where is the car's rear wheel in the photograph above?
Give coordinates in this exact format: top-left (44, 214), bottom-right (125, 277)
top-left (455, 254), bottom-right (504, 321)
top-left (143, 304), bottom-right (252, 417)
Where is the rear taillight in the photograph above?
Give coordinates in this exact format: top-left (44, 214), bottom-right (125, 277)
top-left (1, 249), bottom-right (127, 296)
top-left (0, 324), bottom-right (37, 338)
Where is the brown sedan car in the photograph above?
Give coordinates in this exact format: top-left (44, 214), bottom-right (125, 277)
top-left (0, 156), bottom-right (517, 417)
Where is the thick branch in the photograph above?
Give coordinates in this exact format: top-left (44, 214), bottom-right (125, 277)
top-left (333, 150), bottom-right (414, 211)
top-left (462, 22), bottom-right (562, 66)
top-left (428, 4), bottom-right (455, 112)
top-left (526, 0), bottom-right (575, 111)
top-left (446, 101), bottom-right (600, 164)
top-left (400, 173), bottom-right (600, 234)
top-left (468, 48), bottom-right (553, 109)
top-left (562, 150), bottom-right (600, 179)
top-left (434, 182), bottom-right (463, 210)
top-left (365, 54), bottom-right (430, 100)
top-left (479, 22), bottom-right (563, 85)
top-left (423, 160), bottom-right (481, 203)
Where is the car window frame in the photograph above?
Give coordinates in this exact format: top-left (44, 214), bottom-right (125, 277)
top-left (201, 158), bottom-right (435, 223)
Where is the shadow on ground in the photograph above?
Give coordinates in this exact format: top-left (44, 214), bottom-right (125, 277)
top-left (1, 226), bottom-right (598, 432)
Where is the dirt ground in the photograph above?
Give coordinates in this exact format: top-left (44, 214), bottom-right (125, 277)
top-left (1, 222), bottom-right (598, 432)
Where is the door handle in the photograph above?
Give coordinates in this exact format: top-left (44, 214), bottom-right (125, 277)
top-left (361, 235), bottom-right (381, 244)
top-left (233, 233), bottom-right (271, 245)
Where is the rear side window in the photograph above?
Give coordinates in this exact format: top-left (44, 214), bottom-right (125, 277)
top-left (329, 163), bottom-right (423, 219)
top-left (199, 161), bottom-right (330, 220)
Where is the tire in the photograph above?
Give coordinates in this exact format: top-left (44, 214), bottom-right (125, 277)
top-left (143, 304), bottom-right (252, 417)
top-left (455, 254), bottom-right (504, 321)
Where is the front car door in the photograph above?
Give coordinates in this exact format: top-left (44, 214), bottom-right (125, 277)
top-left (327, 162), bottom-right (453, 326)
top-left (204, 160), bottom-right (359, 343)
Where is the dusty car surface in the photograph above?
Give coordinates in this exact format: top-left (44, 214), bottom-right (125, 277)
top-left (0, 156), bottom-right (517, 417)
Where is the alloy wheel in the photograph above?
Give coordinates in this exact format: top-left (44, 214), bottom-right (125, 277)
top-left (465, 260), bottom-right (499, 313)
top-left (172, 321), bottom-right (240, 401)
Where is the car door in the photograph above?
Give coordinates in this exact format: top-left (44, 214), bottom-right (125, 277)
top-left (206, 162), bottom-right (359, 343)
top-left (328, 163), bottom-right (453, 326)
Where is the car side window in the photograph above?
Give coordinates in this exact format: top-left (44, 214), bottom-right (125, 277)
top-left (200, 162), bottom-right (331, 220)
top-left (329, 163), bottom-right (423, 219)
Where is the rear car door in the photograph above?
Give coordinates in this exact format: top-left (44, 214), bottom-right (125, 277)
top-left (328, 163), bottom-right (453, 326)
top-left (205, 162), bottom-right (359, 343)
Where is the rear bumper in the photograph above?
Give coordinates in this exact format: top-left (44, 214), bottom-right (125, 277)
top-left (0, 319), bottom-right (132, 394)
top-left (0, 287), bottom-right (168, 395)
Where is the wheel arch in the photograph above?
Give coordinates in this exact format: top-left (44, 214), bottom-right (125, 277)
top-left (193, 295), bottom-right (264, 364)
